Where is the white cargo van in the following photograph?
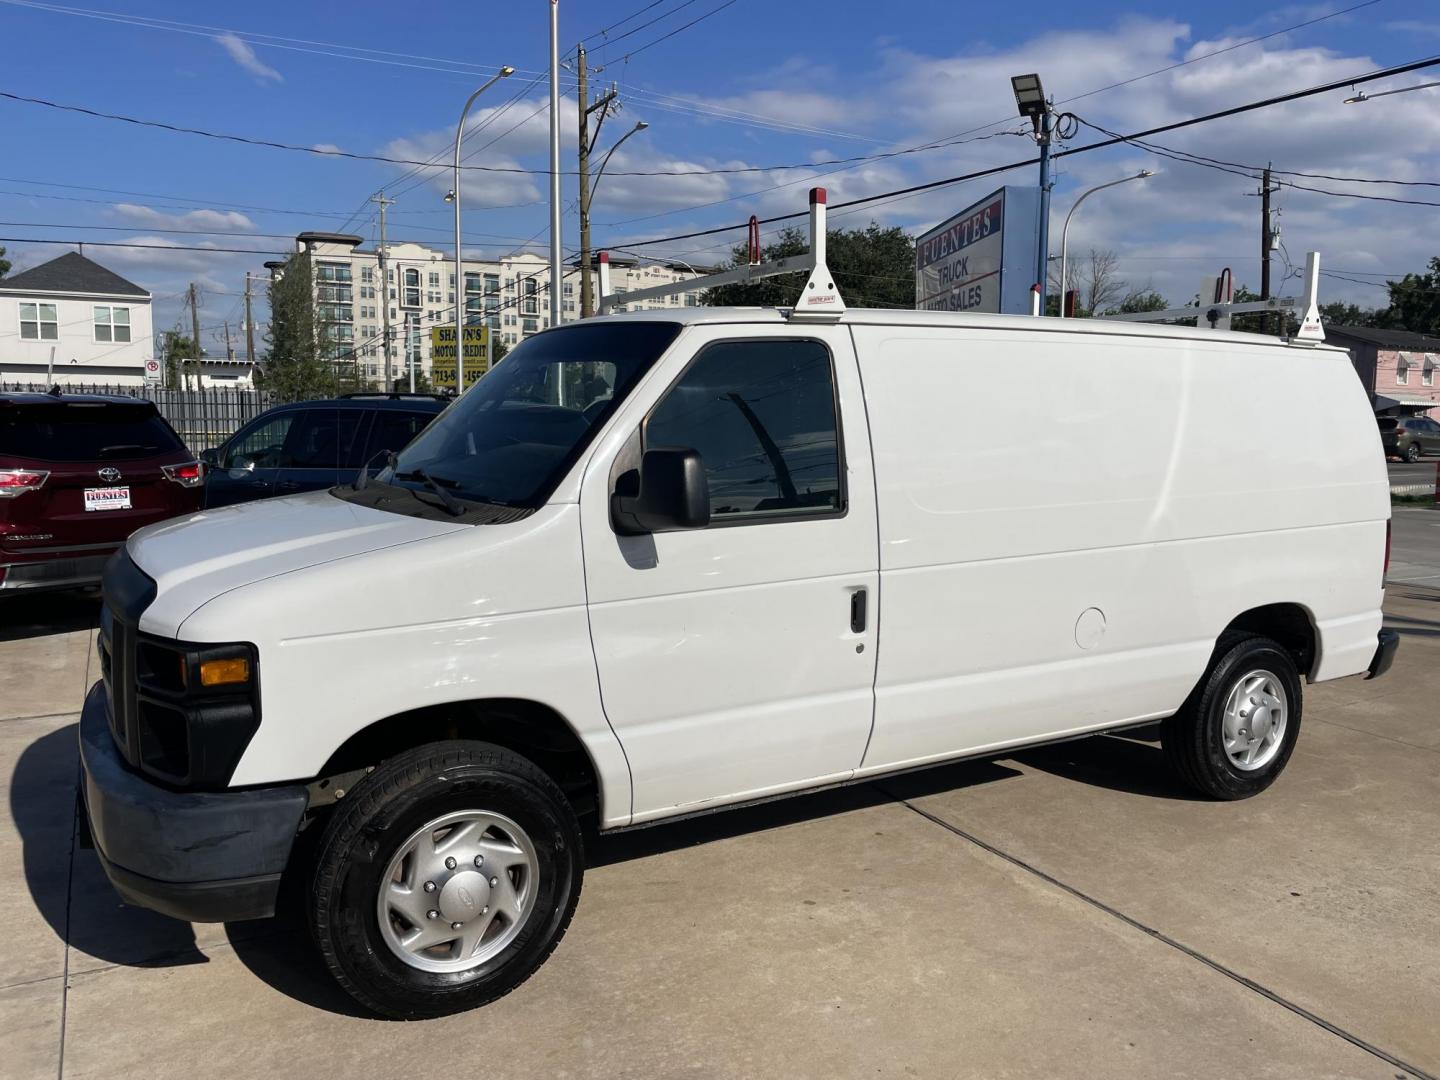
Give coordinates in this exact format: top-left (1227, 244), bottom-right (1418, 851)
top-left (81, 301), bottom-right (1397, 1018)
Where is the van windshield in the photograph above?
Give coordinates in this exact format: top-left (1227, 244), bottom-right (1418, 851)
top-left (378, 321), bottom-right (680, 512)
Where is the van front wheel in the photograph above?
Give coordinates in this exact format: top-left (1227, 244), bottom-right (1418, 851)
top-left (1162, 635), bottom-right (1302, 800)
top-left (309, 740), bottom-right (583, 1019)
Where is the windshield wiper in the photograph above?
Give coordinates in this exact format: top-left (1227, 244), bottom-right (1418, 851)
top-left (393, 468), bottom-right (466, 517)
top-left (352, 449), bottom-right (396, 491)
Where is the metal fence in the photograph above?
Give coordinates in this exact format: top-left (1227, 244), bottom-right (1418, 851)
top-left (2, 382), bottom-right (274, 451)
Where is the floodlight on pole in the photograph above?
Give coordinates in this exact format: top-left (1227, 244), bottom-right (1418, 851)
top-left (451, 65), bottom-right (514, 393)
top-left (1011, 73), bottom-right (1047, 125)
top-left (1057, 169), bottom-right (1155, 318)
top-left (1012, 72), bottom-right (1053, 313)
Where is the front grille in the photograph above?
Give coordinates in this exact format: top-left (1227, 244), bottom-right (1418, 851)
top-left (99, 552), bottom-right (157, 770)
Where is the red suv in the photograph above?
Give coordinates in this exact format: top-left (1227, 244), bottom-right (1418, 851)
top-left (1, 392), bottom-right (204, 593)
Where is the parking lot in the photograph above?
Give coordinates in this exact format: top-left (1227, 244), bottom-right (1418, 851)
top-left (3, 523), bottom-right (1437, 1079)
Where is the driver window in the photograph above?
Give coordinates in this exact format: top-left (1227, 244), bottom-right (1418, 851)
top-left (223, 413), bottom-right (294, 470)
top-left (645, 338), bottom-right (843, 521)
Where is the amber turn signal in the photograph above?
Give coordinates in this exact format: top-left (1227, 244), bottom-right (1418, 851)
top-left (199, 657), bottom-right (250, 687)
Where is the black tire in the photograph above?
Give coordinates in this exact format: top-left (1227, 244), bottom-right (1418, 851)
top-left (1406, 442), bottom-right (1423, 463)
top-left (1162, 634), bottom-right (1303, 800)
top-left (309, 740), bottom-right (583, 1019)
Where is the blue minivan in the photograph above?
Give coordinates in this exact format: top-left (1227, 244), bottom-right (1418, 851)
top-left (200, 394), bottom-right (447, 508)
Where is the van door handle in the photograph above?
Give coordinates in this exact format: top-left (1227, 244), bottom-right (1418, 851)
top-left (850, 588), bottom-right (868, 634)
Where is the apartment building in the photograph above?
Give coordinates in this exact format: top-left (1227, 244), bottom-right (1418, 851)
top-left (280, 232), bottom-right (709, 386)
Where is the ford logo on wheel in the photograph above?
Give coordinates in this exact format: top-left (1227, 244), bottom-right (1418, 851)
top-left (98, 467), bottom-right (123, 483)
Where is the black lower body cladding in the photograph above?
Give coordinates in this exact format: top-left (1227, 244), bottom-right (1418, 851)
top-left (79, 682), bottom-right (307, 922)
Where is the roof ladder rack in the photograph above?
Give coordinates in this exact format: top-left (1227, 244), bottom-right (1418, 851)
top-left (597, 188), bottom-right (846, 321)
top-left (1094, 251), bottom-right (1325, 346)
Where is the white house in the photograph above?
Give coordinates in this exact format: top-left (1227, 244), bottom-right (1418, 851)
top-left (0, 251), bottom-right (154, 386)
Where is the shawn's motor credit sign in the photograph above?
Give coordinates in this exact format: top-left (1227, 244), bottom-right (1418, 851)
top-left (429, 325), bottom-right (490, 391)
top-left (914, 186), bottom-right (1040, 316)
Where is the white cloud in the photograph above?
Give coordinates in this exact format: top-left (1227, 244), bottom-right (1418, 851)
top-left (311, 143), bottom-right (344, 155)
top-left (214, 33), bottom-right (282, 83)
top-left (110, 204), bottom-right (258, 232)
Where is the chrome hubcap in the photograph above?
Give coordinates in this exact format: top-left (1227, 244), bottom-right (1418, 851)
top-left (376, 810), bottom-right (538, 973)
top-left (1221, 669), bottom-right (1288, 772)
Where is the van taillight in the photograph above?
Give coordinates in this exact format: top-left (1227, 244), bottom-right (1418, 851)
top-left (1384, 519), bottom-right (1392, 579)
top-left (0, 469), bottom-right (49, 496)
top-left (162, 461), bottom-right (205, 488)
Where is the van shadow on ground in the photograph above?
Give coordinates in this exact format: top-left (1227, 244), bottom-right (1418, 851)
top-left (11, 716), bottom-right (1187, 1019)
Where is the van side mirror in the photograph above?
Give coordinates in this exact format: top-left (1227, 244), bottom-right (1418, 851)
top-left (198, 447), bottom-right (218, 466)
top-left (611, 448), bottom-right (710, 535)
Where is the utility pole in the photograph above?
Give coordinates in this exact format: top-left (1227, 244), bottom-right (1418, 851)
top-left (372, 191), bottom-right (397, 389)
top-left (578, 45), bottom-right (618, 318)
top-left (548, 0), bottom-right (563, 327)
top-left (1035, 109), bottom-right (1053, 315)
top-left (1259, 165), bottom-right (1282, 336)
top-left (187, 282), bottom-right (201, 392)
top-left (244, 272), bottom-right (257, 372)
top-left (223, 320), bottom-right (234, 362)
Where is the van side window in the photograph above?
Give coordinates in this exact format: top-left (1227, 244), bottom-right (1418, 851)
top-left (646, 338), bottom-right (843, 521)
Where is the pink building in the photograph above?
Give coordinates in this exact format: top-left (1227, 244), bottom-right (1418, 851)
top-left (1326, 325), bottom-right (1440, 419)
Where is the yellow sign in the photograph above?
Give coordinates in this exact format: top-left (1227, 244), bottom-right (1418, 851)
top-left (430, 325), bottom-right (490, 390)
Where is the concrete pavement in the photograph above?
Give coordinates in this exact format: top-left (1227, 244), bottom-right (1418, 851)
top-left (2, 587), bottom-right (1436, 1078)
top-left (1389, 506), bottom-right (1440, 588)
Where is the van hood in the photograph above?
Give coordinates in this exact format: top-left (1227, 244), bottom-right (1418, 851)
top-left (129, 489), bottom-right (469, 637)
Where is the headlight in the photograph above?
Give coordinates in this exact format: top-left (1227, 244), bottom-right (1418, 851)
top-left (134, 637), bottom-right (260, 788)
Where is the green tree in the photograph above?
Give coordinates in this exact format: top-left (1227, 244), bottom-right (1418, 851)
top-left (160, 329), bottom-right (195, 389)
top-left (1319, 301), bottom-right (1376, 327)
top-left (262, 250), bottom-right (338, 401)
top-left (1385, 257), bottom-right (1440, 336)
top-left (0, 245), bottom-right (10, 280)
top-left (705, 223), bottom-right (915, 309)
top-left (1113, 289), bottom-right (1169, 314)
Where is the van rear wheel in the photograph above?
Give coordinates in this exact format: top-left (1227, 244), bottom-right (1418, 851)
top-left (1162, 634), bottom-right (1302, 800)
top-left (309, 740), bottom-right (583, 1019)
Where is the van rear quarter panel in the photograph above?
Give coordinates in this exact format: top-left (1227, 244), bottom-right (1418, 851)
top-left (851, 324), bottom-right (1387, 772)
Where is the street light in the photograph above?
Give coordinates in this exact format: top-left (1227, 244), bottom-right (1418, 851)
top-left (1011, 72), bottom-right (1052, 312)
top-left (594, 121), bottom-right (648, 190)
top-left (451, 65), bottom-right (514, 392)
top-left (1344, 79), bottom-right (1440, 104)
top-left (1058, 170), bottom-right (1154, 318)
top-left (579, 120), bottom-right (648, 317)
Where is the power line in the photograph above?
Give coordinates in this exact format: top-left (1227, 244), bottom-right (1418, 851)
top-left (1071, 119), bottom-right (1440, 208)
top-left (603, 52), bottom-right (1440, 251)
top-left (1068, 123), bottom-right (1440, 188)
top-left (583, 0), bottom-right (709, 52)
top-left (0, 0), bottom-right (537, 80)
top-left (0, 85), bottom-right (1029, 179)
top-left (613, 0), bottom-right (742, 63)
top-left (0, 235), bottom-right (290, 255)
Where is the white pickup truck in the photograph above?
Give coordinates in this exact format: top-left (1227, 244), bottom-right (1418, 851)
top-left (81, 303), bottom-right (1396, 1018)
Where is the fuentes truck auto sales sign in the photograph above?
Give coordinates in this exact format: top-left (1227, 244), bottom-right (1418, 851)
top-left (914, 186), bottom-right (1040, 315)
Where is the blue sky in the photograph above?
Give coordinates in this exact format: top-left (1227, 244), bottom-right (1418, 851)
top-left (1, 0), bottom-right (1437, 355)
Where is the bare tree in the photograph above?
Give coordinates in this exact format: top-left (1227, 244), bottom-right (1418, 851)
top-left (1048, 247), bottom-right (1124, 316)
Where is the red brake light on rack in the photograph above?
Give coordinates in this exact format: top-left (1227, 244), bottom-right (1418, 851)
top-left (162, 461), bottom-right (205, 488)
top-left (0, 469), bottom-right (49, 496)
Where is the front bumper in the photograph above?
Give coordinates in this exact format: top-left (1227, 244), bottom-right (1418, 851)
top-left (79, 681), bottom-right (307, 922)
top-left (1367, 628), bottom-right (1400, 680)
